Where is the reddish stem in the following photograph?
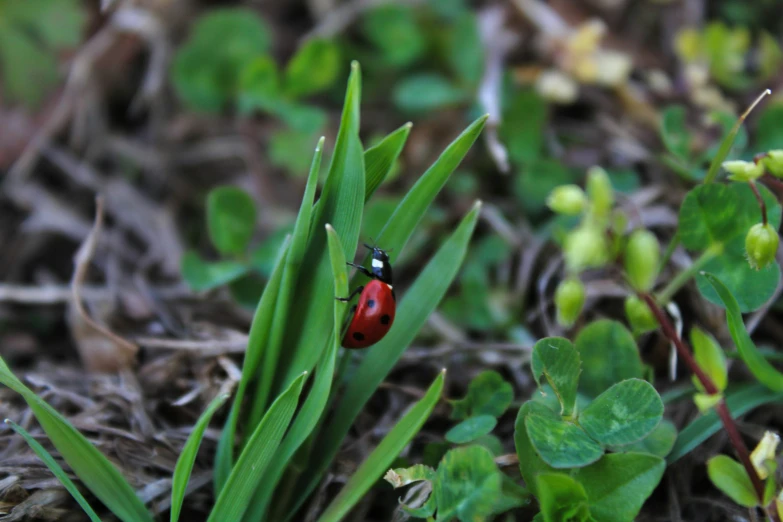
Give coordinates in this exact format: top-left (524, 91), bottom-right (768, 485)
top-left (639, 293), bottom-right (771, 512)
top-left (749, 181), bottom-right (768, 227)
top-left (761, 173), bottom-right (783, 194)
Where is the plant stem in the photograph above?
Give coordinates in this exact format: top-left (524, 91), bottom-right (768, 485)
top-left (749, 181), bottom-right (768, 226)
top-left (655, 247), bottom-right (719, 305)
top-left (761, 173), bottom-right (783, 194)
top-left (640, 293), bottom-right (771, 515)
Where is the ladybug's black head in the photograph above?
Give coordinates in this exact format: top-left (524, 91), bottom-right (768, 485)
top-left (364, 243), bottom-right (393, 284)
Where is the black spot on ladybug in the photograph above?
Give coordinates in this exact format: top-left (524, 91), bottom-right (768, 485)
top-left (353, 332), bottom-right (365, 341)
top-left (366, 299), bottom-right (376, 308)
top-left (380, 314), bottom-right (391, 325)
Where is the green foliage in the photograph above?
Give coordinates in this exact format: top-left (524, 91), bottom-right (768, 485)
top-left (393, 73), bottom-right (468, 112)
top-left (690, 327), bottom-right (728, 393)
top-left (284, 39), bottom-right (341, 97)
top-left (611, 420), bottom-right (677, 458)
top-left (501, 89), bottom-right (548, 167)
top-left (536, 473), bottom-right (590, 522)
top-left (525, 406), bottom-right (604, 468)
top-left (531, 338), bottom-right (580, 416)
top-left (755, 102), bottom-right (783, 152)
top-left (678, 182), bottom-right (781, 311)
top-left (707, 455), bottom-right (759, 507)
top-left (0, 0), bottom-right (86, 107)
top-left (207, 187), bottom-right (257, 255)
top-left (575, 320), bottom-right (644, 398)
top-left (450, 370), bottom-right (514, 420)
top-left (445, 415), bottom-right (498, 444)
top-left (361, 5), bottom-right (426, 68)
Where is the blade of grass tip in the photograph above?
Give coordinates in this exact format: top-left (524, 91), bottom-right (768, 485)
top-left (239, 225), bottom-right (347, 521)
top-left (316, 370), bottom-right (446, 522)
top-left (703, 89), bottom-right (771, 184)
top-left (170, 392), bottom-right (230, 522)
top-left (290, 202), bottom-right (482, 516)
top-left (207, 371), bottom-right (308, 522)
top-left (701, 272), bottom-right (783, 391)
top-left (4, 419), bottom-right (102, 522)
top-left (249, 136), bottom-right (324, 427)
top-left (0, 358), bottom-right (153, 522)
top-left (667, 383), bottom-right (783, 464)
top-left (276, 62), bottom-right (364, 392)
top-left (364, 122), bottom-right (412, 201)
top-left (214, 236), bottom-right (291, 494)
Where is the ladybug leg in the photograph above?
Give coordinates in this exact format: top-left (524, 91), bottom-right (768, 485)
top-left (346, 262), bottom-right (374, 279)
top-left (336, 285), bottom-right (364, 302)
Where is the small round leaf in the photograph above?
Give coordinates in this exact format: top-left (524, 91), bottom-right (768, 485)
top-left (525, 413), bottom-right (603, 469)
top-left (445, 415), bottom-right (497, 444)
top-left (207, 186), bottom-right (257, 256)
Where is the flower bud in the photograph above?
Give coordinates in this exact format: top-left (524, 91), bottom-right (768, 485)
top-left (750, 431), bottom-right (780, 480)
top-left (555, 277), bottom-right (585, 328)
top-left (745, 223), bottom-right (779, 270)
top-left (564, 225), bottom-right (610, 272)
top-left (722, 160), bottom-right (764, 182)
top-left (694, 392), bottom-right (722, 413)
top-left (547, 185), bottom-right (587, 215)
top-left (624, 296), bottom-right (658, 335)
top-left (624, 229), bottom-right (660, 292)
top-left (586, 166), bottom-right (614, 218)
top-left (762, 150), bottom-right (783, 178)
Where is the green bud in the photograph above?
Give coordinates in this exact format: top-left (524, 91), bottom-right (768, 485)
top-left (564, 225), bottom-right (610, 272)
top-left (693, 392), bottom-right (722, 413)
top-left (547, 185), bottom-right (587, 215)
top-left (722, 160), bottom-right (764, 182)
top-left (624, 296), bottom-right (658, 335)
top-left (555, 277), bottom-right (585, 327)
top-left (586, 166), bottom-right (614, 218)
top-left (624, 229), bottom-right (660, 291)
top-left (745, 222), bottom-right (779, 270)
top-left (690, 326), bottom-right (727, 393)
top-left (762, 150), bottom-right (783, 178)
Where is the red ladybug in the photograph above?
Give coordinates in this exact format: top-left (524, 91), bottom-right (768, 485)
top-left (338, 244), bottom-right (396, 349)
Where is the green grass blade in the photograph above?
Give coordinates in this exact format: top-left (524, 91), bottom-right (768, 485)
top-left (276, 62), bottom-right (365, 390)
top-left (292, 202), bottom-right (482, 514)
top-left (4, 419), bottom-right (102, 522)
top-left (250, 136), bottom-right (325, 423)
top-left (364, 122), bottom-right (411, 201)
top-left (702, 273), bottom-right (783, 391)
top-left (241, 224), bottom-right (347, 521)
top-left (667, 383), bottom-right (783, 464)
top-left (0, 357), bottom-right (153, 522)
top-left (170, 392), bottom-right (230, 522)
top-left (703, 90), bottom-right (770, 184)
top-left (207, 372), bottom-right (308, 522)
top-left (374, 114), bottom-right (486, 260)
top-left (214, 236), bottom-right (291, 493)
top-left (316, 370), bottom-right (446, 522)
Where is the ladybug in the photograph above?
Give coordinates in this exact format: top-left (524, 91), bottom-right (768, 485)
top-left (337, 244), bottom-right (396, 349)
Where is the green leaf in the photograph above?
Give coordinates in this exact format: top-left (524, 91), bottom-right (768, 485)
top-left (237, 55), bottom-right (280, 114)
top-left (525, 412), bottom-right (603, 469)
top-left (293, 202), bottom-right (482, 515)
top-left (690, 326), bottom-right (728, 393)
top-left (269, 128), bottom-right (323, 175)
top-left (447, 13), bottom-right (483, 87)
top-left (703, 103), bottom-right (754, 184)
top-left (578, 379), bottom-right (663, 447)
top-left (445, 415), bottom-right (498, 444)
top-left (755, 101), bottom-right (783, 152)
top-left (4, 419), bottom-right (102, 522)
top-left (610, 420), bottom-right (677, 458)
top-left (180, 252), bottom-right (248, 291)
top-left (393, 74), bottom-right (468, 112)
top-left (364, 123), bottom-right (412, 201)
top-left (170, 393), bottom-right (230, 522)
top-left (171, 8), bottom-right (272, 112)
top-left (679, 180), bottom-right (781, 252)
top-left (695, 236), bottom-right (780, 312)
top-left (0, 357), bottom-right (154, 522)
top-left (385, 464), bottom-right (436, 488)
top-left (575, 320), bottom-right (643, 398)
top-left (668, 383), bottom-right (783, 464)
top-left (707, 455), bottom-right (759, 507)
top-left (361, 5), bottom-right (425, 67)
top-left (284, 39), bottom-right (341, 97)
top-left (316, 370), bottom-right (445, 522)
top-left (207, 186), bottom-right (257, 256)
top-left (536, 473), bottom-right (591, 522)
top-left (514, 402), bottom-right (556, 497)
top-left (433, 445), bottom-right (505, 522)
top-left (700, 273), bottom-right (783, 391)
top-left (450, 370), bottom-right (513, 420)
top-left (501, 89), bottom-right (548, 166)
top-left (573, 453), bottom-right (665, 521)
top-left (208, 372), bottom-right (307, 522)
top-left (661, 106), bottom-right (691, 161)
top-left (531, 337), bottom-right (581, 416)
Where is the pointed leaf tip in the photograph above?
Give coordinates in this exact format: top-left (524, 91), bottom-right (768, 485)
top-left (316, 136), bottom-right (325, 151)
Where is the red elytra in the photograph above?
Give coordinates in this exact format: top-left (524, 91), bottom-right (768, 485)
top-left (341, 279), bottom-right (396, 349)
